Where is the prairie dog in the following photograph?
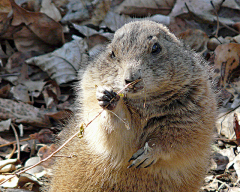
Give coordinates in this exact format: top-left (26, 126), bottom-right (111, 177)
top-left (50, 20), bottom-right (216, 192)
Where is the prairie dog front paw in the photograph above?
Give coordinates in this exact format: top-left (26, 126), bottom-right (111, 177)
top-left (128, 142), bottom-right (156, 168)
top-left (96, 86), bottom-right (120, 110)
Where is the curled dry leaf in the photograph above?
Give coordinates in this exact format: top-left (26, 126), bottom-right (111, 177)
top-left (213, 148), bottom-right (235, 171)
top-left (116, 0), bottom-right (175, 16)
top-left (0, 98), bottom-right (50, 127)
top-left (10, 0), bottom-right (64, 46)
top-left (1, 0), bottom-right (64, 53)
top-left (24, 157), bottom-right (44, 176)
top-left (42, 81), bottom-right (61, 108)
top-left (46, 109), bottom-right (73, 123)
top-left (26, 39), bottom-right (88, 85)
top-left (177, 29), bottom-right (209, 52)
top-left (213, 43), bottom-right (240, 105)
top-left (0, 158), bottom-right (18, 170)
top-left (18, 173), bottom-right (43, 190)
top-left (38, 144), bottom-right (57, 168)
top-left (30, 129), bottom-right (54, 144)
top-left (170, 0), bottom-right (235, 25)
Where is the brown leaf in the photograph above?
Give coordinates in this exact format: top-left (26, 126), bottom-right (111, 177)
top-left (0, 0), bottom-right (13, 38)
top-left (0, 84), bottom-right (11, 98)
top-left (0, 98), bottom-right (50, 127)
top-left (116, 0), bottom-right (175, 17)
top-left (46, 109), bottom-right (73, 122)
top-left (233, 22), bottom-right (240, 32)
top-left (213, 43), bottom-right (240, 88)
top-left (10, 0), bottom-right (64, 46)
top-left (30, 129), bottom-right (54, 144)
top-left (177, 29), bottom-right (209, 52)
top-left (13, 26), bottom-right (57, 53)
top-left (38, 144), bottom-right (57, 167)
top-left (0, 0), bottom-right (12, 12)
top-left (85, 34), bottom-right (109, 50)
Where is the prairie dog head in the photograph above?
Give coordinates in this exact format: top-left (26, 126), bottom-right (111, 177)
top-left (102, 20), bottom-right (202, 98)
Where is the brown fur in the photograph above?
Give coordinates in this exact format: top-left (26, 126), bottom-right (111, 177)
top-left (49, 20), bottom-right (217, 192)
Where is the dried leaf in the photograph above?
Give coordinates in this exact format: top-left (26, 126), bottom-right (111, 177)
top-left (234, 113), bottom-right (240, 146)
top-left (0, 119), bottom-right (11, 132)
top-left (42, 81), bottom-right (61, 108)
top-left (46, 109), bottom-right (73, 122)
top-left (18, 173), bottom-right (43, 189)
top-left (216, 107), bottom-right (240, 139)
top-left (30, 129), bottom-right (54, 144)
top-left (0, 164), bottom-right (16, 173)
top-left (10, 84), bottom-right (30, 103)
top-left (0, 98), bottom-right (50, 127)
top-left (10, 0), bottom-right (64, 46)
top-left (26, 39), bottom-right (88, 85)
top-left (0, 0), bottom-right (13, 39)
top-left (38, 144), bottom-right (57, 168)
top-left (100, 11), bottom-right (133, 31)
top-left (40, 0), bottom-right (62, 22)
top-left (22, 79), bottom-right (46, 98)
top-left (90, 0), bottom-right (111, 25)
top-left (213, 148), bottom-right (235, 171)
top-left (61, 0), bottom-right (90, 24)
top-left (0, 158), bottom-right (18, 170)
top-left (24, 157), bottom-right (44, 175)
top-left (177, 29), bottom-right (209, 52)
top-left (213, 43), bottom-right (240, 88)
top-left (233, 153), bottom-right (240, 183)
top-left (85, 34), bottom-right (109, 50)
top-left (0, 84), bottom-right (11, 98)
top-left (13, 26), bottom-right (56, 53)
top-left (222, 0), bottom-right (240, 10)
top-left (170, 0), bottom-right (235, 25)
top-left (0, 0), bottom-right (12, 13)
top-left (0, 174), bottom-right (19, 188)
top-left (116, 0), bottom-right (175, 16)
top-left (233, 22), bottom-right (240, 33)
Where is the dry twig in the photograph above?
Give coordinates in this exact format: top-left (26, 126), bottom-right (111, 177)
top-left (0, 80), bottom-right (141, 186)
top-left (10, 124), bottom-right (20, 160)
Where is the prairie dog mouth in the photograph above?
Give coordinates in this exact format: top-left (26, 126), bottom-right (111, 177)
top-left (125, 79), bottom-right (143, 93)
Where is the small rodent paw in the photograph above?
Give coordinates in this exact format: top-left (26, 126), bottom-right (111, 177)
top-left (128, 142), bottom-right (155, 168)
top-left (96, 86), bottom-right (120, 110)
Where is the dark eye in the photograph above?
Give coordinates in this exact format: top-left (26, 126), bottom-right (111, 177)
top-left (110, 51), bottom-right (115, 58)
top-left (151, 43), bottom-right (161, 55)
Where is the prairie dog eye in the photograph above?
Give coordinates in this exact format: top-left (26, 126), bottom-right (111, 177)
top-left (110, 51), bottom-right (115, 58)
top-left (151, 43), bottom-right (161, 55)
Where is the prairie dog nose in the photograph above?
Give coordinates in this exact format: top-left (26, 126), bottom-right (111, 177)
top-left (124, 68), bottom-right (141, 85)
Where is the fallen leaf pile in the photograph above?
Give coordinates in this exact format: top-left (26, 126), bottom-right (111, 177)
top-left (0, 0), bottom-right (240, 191)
